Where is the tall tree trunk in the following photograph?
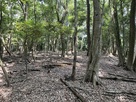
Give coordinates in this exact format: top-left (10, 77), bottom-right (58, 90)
top-left (18, 0), bottom-right (29, 73)
top-left (127, 0), bottom-right (136, 70)
top-left (120, 0), bottom-right (125, 54)
top-left (56, 0), bottom-right (68, 57)
top-left (0, 0), bottom-right (10, 87)
top-left (113, 2), bottom-right (124, 66)
top-left (0, 60), bottom-right (10, 87)
top-left (60, 34), bottom-right (65, 57)
top-left (86, 0), bottom-right (91, 56)
top-left (0, 0), bottom-right (3, 59)
top-left (84, 0), bottom-right (102, 86)
top-left (133, 56), bottom-right (136, 71)
top-left (71, 0), bottom-right (77, 80)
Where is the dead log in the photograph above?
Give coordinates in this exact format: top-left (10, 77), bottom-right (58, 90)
top-left (108, 73), bottom-right (136, 80)
top-left (99, 76), bottom-right (136, 83)
top-left (60, 78), bottom-right (88, 102)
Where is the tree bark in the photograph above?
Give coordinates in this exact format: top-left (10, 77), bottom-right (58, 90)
top-left (0, 60), bottom-right (10, 87)
top-left (0, 0), bottom-right (3, 59)
top-left (56, 0), bottom-right (68, 57)
top-left (18, 0), bottom-right (29, 73)
top-left (0, 0), bottom-right (9, 87)
top-left (120, 0), bottom-right (125, 55)
top-left (113, 2), bottom-right (124, 66)
top-left (84, 0), bottom-right (102, 86)
top-left (86, 0), bottom-right (91, 56)
top-left (71, 0), bottom-right (77, 80)
top-left (133, 56), bottom-right (136, 71)
top-left (127, 0), bottom-right (136, 70)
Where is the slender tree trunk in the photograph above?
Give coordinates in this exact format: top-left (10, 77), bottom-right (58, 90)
top-left (18, 0), bottom-right (29, 73)
top-left (0, 60), bottom-right (10, 87)
top-left (0, 0), bottom-right (10, 87)
top-left (127, 0), bottom-right (136, 70)
top-left (56, 0), bottom-right (68, 57)
top-left (120, 0), bottom-right (125, 54)
top-left (61, 34), bottom-right (65, 57)
top-left (86, 0), bottom-right (91, 56)
top-left (133, 56), bottom-right (136, 71)
top-left (0, 0), bottom-right (3, 59)
top-left (84, 0), bottom-right (102, 86)
top-left (71, 0), bottom-right (77, 80)
top-left (0, 37), bottom-right (3, 59)
top-left (113, 2), bottom-right (124, 66)
top-left (31, 0), bottom-right (37, 62)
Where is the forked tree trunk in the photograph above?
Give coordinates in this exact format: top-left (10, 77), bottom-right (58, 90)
top-left (18, 0), bottom-right (29, 73)
top-left (71, 0), bottom-right (77, 80)
top-left (56, 0), bottom-right (68, 57)
top-left (84, 0), bottom-right (102, 86)
top-left (127, 0), bottom-right (136, 70)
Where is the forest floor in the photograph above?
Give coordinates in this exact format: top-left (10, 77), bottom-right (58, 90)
top-left (0, 51), bottom-right (136, 102)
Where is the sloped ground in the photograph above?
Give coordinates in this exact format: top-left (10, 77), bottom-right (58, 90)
top-left (0, 52), bottom-right (136, 102)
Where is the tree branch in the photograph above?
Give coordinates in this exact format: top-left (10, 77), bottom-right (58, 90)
top-left (60, 78), bottom-right (88, 102)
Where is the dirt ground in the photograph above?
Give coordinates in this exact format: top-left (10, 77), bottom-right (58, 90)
top-left (0, 51), bottom-right (136, 102)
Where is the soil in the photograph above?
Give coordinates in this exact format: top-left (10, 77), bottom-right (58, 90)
top-left (0, 51), bottom-right (136, 102)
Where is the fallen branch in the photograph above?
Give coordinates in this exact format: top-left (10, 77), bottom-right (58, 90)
top-left (104, 91), bottom-right (136, 96)
top-left (108, 73), bottom-right (136, 80)
top-left (42, 64), bottom-right (61, 69)
top-left (99, 76), bottom-right (136, 83)
top-left (62, 62), bottom-right (72, 65)
top-left (60, 78), bottom-right (88, 102)
top-left (28, 69), bottom-right (40, 71)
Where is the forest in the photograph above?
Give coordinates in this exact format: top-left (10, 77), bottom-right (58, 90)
top-left (0, 0), bottom-right (136, 102)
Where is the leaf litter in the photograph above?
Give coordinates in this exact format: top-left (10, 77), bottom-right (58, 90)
top-left (0, 52), bottom-right (136, 102)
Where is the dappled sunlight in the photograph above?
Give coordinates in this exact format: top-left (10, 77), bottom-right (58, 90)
top-left (0, 69), bottom-right (4, 85)
top-left (0, 68), bottom-right (12, 101)
top-left (0, 87), bottom-right (12, 101)
top-left (98, 69), bottom-right (107, 77)
top-left (6, 62), bottom-right (15, 68)
top-left (0, 62), bottom-right (13, 101)
top-left (116, 95), bottom-right (127, 102)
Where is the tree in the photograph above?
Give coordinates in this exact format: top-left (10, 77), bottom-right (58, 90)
top-left (133, 56), bottom-right (136, 71)
top-left (0, 0), bottom-right (10, 87)
top-left (127, 0), bottom-right (136, 71)
top-left (113, 1), bottom-right (125, 66)
top-left (86, 0), bottom-right (91, 56)
top-left (84, 0), bottom-right (102, 86)
top-left (71, 0), bottom-right (77, 80)
top-left (18, 0), bottom-right (29, 73)
top-left (56, 0), bottom-right (68, 57)
top-left (0, 0), bottom-right (3, 59)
